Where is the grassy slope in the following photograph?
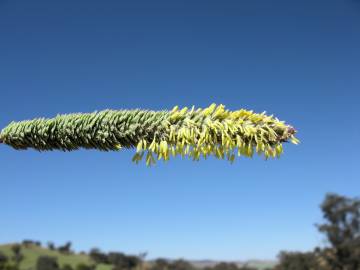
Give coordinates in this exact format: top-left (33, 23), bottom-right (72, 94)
top-left (0, 244), bottom-right (274, 270)
top-left (0, 244), bottom-right (111, 270)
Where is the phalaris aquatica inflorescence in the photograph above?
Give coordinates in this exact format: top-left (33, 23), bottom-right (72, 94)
top-left (0, 104), bottom-right (299, 165)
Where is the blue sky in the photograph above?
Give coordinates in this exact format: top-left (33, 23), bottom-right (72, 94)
top-left (0, 0), bottom-right (359, 261)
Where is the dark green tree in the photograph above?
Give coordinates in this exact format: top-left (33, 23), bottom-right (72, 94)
top-left (47, 242), bottom-right (55, 251)
top-left (168, 259), bottom-right (194, 270)
top-left (89, 248), bottom-right (108, 264)
top-left (10, 245), bottom-right (20, 256)
top-left (0, 252), bottom-right (8, 270)
top-left (274, 251), bottom-right (318, 270)
top-left (150, 259), bottom-right (170, 270)
top-left (108, 252), bottom-right (126, 266)
top-left (210, 262), bottom-right (239, 270)
top-left (204, 262), bottom-right (257, 270)
top-left (317, 193), bottom-right (360, 270)
top-left (36, 256), bottom-right (60, 270)
top-left (58, 242), bottom-right (72, 254)
top-left (10, 245), bottom-right (23, 266)
top-left (0, 252), bottom-right (19, 270)
top-left (22, 240), bottom-right (41, 247)
top-left (112, 256), bottom-right (140, 270)
top-left (107, 252), bottom-right (141, 270)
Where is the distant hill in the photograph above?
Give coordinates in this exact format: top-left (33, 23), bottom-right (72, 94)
top-left (183, 259), bottom-right (276, 270)
top-left (0, 243), bottom-right (111, 270)
top-left (0, 243), bottom-right (276, 270)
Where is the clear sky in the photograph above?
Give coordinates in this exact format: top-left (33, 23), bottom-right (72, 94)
top-left (0, 0), bottom-right (359, 261)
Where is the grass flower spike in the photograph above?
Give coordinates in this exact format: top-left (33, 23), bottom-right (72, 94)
top-left (0, 104), bottom-right (298, 165)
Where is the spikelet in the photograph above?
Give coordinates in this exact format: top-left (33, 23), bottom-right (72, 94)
top-left (0, 104), bottom-right (298, 165)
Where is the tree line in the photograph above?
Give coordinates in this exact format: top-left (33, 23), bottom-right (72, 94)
top-left (275, 193), bottom-right (360, 270)
top-left (1, 193), bottom-right (359, 270)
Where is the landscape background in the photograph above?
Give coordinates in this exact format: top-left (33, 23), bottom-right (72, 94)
top-left (0, 0), bottom-right (359, 268)
top-left (0, 243), bottom-right (275, 270)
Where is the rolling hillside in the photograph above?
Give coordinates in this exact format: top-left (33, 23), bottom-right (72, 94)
top-left (0, 244), bottom-right (111, 270)
top-left (0, 243), bottom-right (275, 270)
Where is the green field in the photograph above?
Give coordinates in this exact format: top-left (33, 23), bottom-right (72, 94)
top-left (0, 244), bottom-right (111, 270)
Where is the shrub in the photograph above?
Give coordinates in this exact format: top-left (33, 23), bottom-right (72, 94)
top-left (36, 256), bottom-right (59, 270)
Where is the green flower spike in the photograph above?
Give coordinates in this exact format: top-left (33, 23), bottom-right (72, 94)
top-left (0, 104), bottom-right (299, 166)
